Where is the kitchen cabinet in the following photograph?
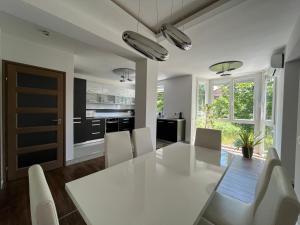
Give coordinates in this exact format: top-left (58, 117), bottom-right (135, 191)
top-left (74, 78), bottom-right (87, 144)
top-left (86, 118), bottom-right (105, 140)
top-left (118, 117), bottom-right (134, 133)
top-left (156, 119), bottom-right (185, 142)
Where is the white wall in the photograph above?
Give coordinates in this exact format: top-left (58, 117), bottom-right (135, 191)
top-left (135, 59), bottom-right (158, 146)
top-left (275, 69), bottom-right (284, 157)
top-left (280, 14), bottom-right (300, 225)
top-left (0, 32), bottom-right (75, 168)
top-left (160, 75), bottom-right (195, 143)
top-left (296, 75), bottom-right (300, 225)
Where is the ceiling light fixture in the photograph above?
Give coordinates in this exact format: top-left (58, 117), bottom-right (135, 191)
top-left (209, 61), bottom-right (243, 76)
top-left (160, 0), bottom-right (192, 51)
top-left (122, 0), bottom-right (169, 61)
top-left (113, 68), bottom-right (135, 83)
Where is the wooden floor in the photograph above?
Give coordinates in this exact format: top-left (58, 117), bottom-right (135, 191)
top-left (0, 152), bottom-right (263, 225)
top-left (0, 157), bottom-right (105, 225)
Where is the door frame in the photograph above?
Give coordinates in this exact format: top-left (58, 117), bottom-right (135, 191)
top-left (2, 60), bottom-right (66, 183)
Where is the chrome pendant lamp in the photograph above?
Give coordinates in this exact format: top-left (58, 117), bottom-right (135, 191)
top-left (161, 23), bottom-right (192, 50)
top-left (122, 0), bottom-right (169, 61)
top-left (160, 0), bottom-right (192, 51)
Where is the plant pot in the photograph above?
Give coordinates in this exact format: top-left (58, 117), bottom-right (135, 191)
top-left (242, 147), bottom-right (253, 159)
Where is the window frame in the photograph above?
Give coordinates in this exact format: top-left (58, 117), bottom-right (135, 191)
top-left (264, 75), bottom-right (276, 127)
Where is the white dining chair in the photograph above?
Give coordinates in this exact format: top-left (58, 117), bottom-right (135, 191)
top-left (194, 128), bottom-right (221, 150)
top-left (28, 164), bottom-right (59, 225)
top-left (104, 131), bottom-right (133, 168)
top-left (203, 148), bottom-right (281, 225)
top-left (252, 166), bottom-right (300, 225)
top-left (199, 166), bottom-right (300, 225)
top-left (132, 127), bottom-right (154, 157)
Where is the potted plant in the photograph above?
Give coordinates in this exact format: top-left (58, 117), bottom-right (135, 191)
top-left (235, 130), bottom-right (264, 159)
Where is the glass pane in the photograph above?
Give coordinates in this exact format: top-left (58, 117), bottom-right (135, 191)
top-left (234, 81), bottom-right (254, 120)
top-left (264, 126), bottom-right (274, 154)
top-left (18, 149), bottom-right (57, 168)
top-left (212, 84), bottom-right (230, 119)
top-left (18, 93), bottom-right (57, 108)
top-left (157, 85), bottom-right (165, 113)
top-left (196, 83), bottom-right (206, 128)
top-left (265, 78), bottom-right (274, 121)
top-left (212, 121), bottom-right (254, 148)
top-left (17, 113), bottom-right (57, 127)
top-left (18, 131), bottom-right (57, 147)
top-left (17, 73), bottom-right (57, 90)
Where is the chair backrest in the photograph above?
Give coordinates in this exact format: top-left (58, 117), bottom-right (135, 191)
top-left (104, 131), bottom-right (133, 168)
top-left (253, 148), bottom-right (281, 213)
top-left (194, 128), bottom-right (221, 150)
top-left (28, 164), bottom-right (59, 225)
top-left (253, 166), bottom-right (300, 225)
top-left (132, 127), bottom-right (154, 157)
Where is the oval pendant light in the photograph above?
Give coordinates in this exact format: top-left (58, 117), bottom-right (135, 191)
top-left (161, 23), bottom-right (192, 51)
top-left (123, 31), bottom-right (169, 61)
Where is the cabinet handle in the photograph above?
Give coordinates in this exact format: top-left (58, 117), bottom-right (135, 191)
top-left (92, 124), bottom-right (101, 126)
top-left (74, 117), bottom-right (81, 120)
top-left (92, 120), bottom-right (100, 122)
top-left (157, 121), bottom-right (164, 123)
top-left (52, 118), bottom-right (62, 125)
top-left (74, 121), bottom-right (82, 124)
top-left (168, 121), bottom-right (175, 124)
top-left (92, 132), bottom-right (100, 135)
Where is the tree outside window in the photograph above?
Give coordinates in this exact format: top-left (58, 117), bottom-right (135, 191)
top-left (157, 91), bottom-right (164, 113)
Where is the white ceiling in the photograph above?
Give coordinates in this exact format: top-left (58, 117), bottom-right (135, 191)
top-left (158, 0), bottom-right (300, 79)
top-left (111, 0), bottom-right (219, 32)
top-left (0, 0), bottom-right (300, 82)
top-left (0, 12), bottom-right (135, 82)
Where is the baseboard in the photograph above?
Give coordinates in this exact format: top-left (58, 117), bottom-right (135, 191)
top-left (66, 152), bottom-right (104, 166)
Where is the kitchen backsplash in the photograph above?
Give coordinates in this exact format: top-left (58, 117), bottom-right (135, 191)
top-left (86, 109), bottom-right (134, 118)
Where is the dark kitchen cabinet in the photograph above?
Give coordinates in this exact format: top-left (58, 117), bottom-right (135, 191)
top-left (74, 78), bottom-right (86, 118)
top-left (118, 117), bottom-right (134, 133)
top-left (157, 119), bottom-right (185, 142)
top-left (73, 78), bottom-right (87, 144)
top-left (86, 118), bottom-right (105, 141)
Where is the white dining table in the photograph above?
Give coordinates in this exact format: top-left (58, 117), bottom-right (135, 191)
top-left (66, 142), bottom-right (229, 225)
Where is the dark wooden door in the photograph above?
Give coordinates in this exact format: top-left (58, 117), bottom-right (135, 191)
top-left (4, 61), bottom-right (65, 180)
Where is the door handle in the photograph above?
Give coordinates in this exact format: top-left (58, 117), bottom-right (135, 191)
top-left (52, 118), bottom-right (62, 125)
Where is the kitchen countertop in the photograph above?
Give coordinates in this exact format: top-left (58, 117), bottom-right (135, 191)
top-left (86, 116), bottom-right (134, 119)
top-left (157, 118), bottom-right (185, 121)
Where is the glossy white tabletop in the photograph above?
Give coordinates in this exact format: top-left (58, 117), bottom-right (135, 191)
top-left (66, 142), bottom-right (227, 225)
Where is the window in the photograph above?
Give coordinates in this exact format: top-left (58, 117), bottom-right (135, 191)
top-left (264, 76), bottom-right (276, 153)
top-left (196, 82), bottom-right (207, 128)
top-left (234, 80), bottom-right (255, 120)
top-left (197, 82), bottom-right (206, 113)
top-left (212, 83), bottom-right (230, 119)
top-left (201, 74), bottom-right (276, 155)
top-left (264, 126), bottom-right (274, 154)
top-left (265, 77), bottom-right (275, 121)
top-left (207, 78), bottom-right (258, 151)
top-left (157, 85), bottom-right (164, 113)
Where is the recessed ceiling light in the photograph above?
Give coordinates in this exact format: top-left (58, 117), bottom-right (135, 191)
top-left (39, 29), bottom-right (50, 37)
